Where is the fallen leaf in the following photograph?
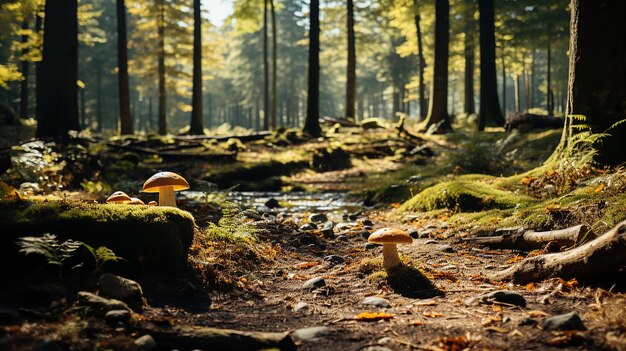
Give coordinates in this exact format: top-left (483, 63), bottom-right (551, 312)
top-left (423, 312), bottom-right (444, 318)
top-left (485, 326), bottom-right (509, 334)
top-left (545, 331), bottom-right (585, 346)
top-left (506, 255), bottom-right (525, 264)
top-left (594, 183), bottom-right (605, 193)
top-left (355, 312), bottom-right (394, 321)
top-left (414, 300), bottom-right (438, 306)
top-left (521, 176), bottom-right (536, 185)
top-left (527, 310), bottom-right (549, 318)
top-left (409, 320), bottom-right (425, 326)
top-left (294, 261), bottom-right (319, 269)
top-left (481, 316), bottom-right (501, 326)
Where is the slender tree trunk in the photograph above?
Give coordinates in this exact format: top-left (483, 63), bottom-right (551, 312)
top-left (80, 86), bottom-right (86, 129)
top-left (189, 0), bottom-right (204, 134)
top-left (262, 0), bottom-right (270, 130)
top-left (35, 9), bottom-right (42, 122)
top-left (157, 0), bottom-right (167, 135)
top-left (413, 8), bottom-right (427, 120)
top-left (116, 0), bottom-right (133, 135)
top-left (19, 19), bottom-right (30, 119)
top-left (345, 0), bottom-right (356, 121)
top-left (304, 0), bottom-right (321, 136)
top-left (96, 65), bottom-right (102, 132)
top-left (546, 41), bottom-right (553, 115)
top-left (514, 74), bottom-right (521, 112)
top-left (36, 0), bottom-right (79, 139)
top-left (530, 49), bottom-right (535, 109)
top-left (270, 0), bottom-right (277, 129)
top-left (523, 55), bottom-right (530, 112)
top-left (477, 0), bottom-right (504, 130)
top-left (463, 0), bottom-right (475, 115)
top-left (501, 42), bottom-right (506, 117)
top-left (423, 0), bottom-right (451, 133)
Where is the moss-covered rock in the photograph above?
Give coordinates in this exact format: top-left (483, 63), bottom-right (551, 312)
top-left (400, 179), bottom-right (537, 212)
top-left (0, 200), bottom-right (195, 275)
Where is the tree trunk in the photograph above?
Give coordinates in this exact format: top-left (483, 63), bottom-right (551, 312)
top-left (35, 8), bottom-right (42, 122)
top-left (19, 19), bottom-right (30, 119)
top-left (477, 0), bottom-right (504, 130)
top-left (270, 0), bottom-right (277, 129)
top-left (303, 0), bottom-right (321, 137)
top-left (465, 224), bottom-right (589, 251)
top-left (501, 42), bottom-right (506, 117)
top-left (523, 55), bottom-right (530, 113)
top-left (560, 0), bottom-right (626, 165)
top-left (530, 49), bottom-right (535, 109)
top-left (189, 0), bottom-right (204, 134)
top-left (491, 220), bottom-right (626, 284)
top-left (157, 0), bottom-right (167, 135)
top-left (423, 0), bottom-right (451, 133)
top-left (36, 0), bottom-right (79, 139)
top-left (96, 65), bottom-right (102, 132)
top-left (546, 41), bottom-right (553, 115)
top-left (463, 0), bottom-right (475, 116)
top-left (262, 0), bottom-right (270, 130)
top-left (80, 86), bottom-right (86, 129)
top-left (514, 74), bottom-right (520, 113)
top-left (345, 0), bottom-right (356, 122)
top-left (413, 8), bottom-right (427, 120)
top-left (117, 0), bottom-right (133, 135)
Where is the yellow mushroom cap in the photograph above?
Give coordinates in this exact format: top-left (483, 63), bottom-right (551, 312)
top-left (148, 201), bottom-right (157, 206)
top-left (106, 191), bottom-right (132, 204)
top-left (129, 197), bottom-right (145, 205)
top-left (368, 228), bottom-right (413, 244)
top-left (143, 172), bottom-right (190, 193)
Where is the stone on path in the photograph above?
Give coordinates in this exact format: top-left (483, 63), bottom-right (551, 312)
top-left (542, 312), bottom-right (586, 331)
top-left (98, 273), bottom-right (143, 305)
top-left (302, 277), bottom-right (326, 291)
top-left (308, 213), bottom-right (328, 223)
top-left (323, 255), bottom-right (345, 266)
top-left (134, 335), bottom-right (157, 350)
top-left (361, 296), bottom-right (391, 308)
top-left (104, 309), bottom-right (131, 324)
top-left (292, 326), bottom-right (331, 342)
top-left (293, 302), bottom-right (309, 312)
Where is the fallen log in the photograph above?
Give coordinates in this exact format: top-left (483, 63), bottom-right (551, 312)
top-left (174, 131), bottom-right (272, 142)
top-left (320, 116), bottom-right (359, 127)
top-left (490, 220), bottom-right (626, 284)
top-left (106, 142), bottom-right (237, 161)
top-left (395, 115), bottom-right (426, 144)
top-left (136, 324), bottom-right (296, 351)
top-left (464, 224), bottom-right (591, 251)
top-left (504, 113), bottom-right (564, 130)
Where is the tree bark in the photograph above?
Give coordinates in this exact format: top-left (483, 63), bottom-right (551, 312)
top-left (560, 0), bottom-right (626, 165)
top-left (19, 19), bottom-right (30, 119)
top-left (523, 55), bottom-right (530, 113)
top-left (117, 0), bottom-right (133, 135)
top-left (35, 8), bottom-right (42, 122)
top-left (477, 0), bottom-right (504, 130)
top-left (491, 220), bottom-right (626, 284)
top-left (157, 0), bottom-right (167, 135)
top-left (423, 0), bottom-right (451, 133)
top-left (303, 0), bottom-right (321, 137)
top-left (514, 74), bottom-right (520, 113)
top-left (270, 0), bottom-right (277, 129)
top-left (36, 0), bottom-right (79, 139)
top-left (262, 0), bottom-right (270, 130)
top-left (465, 224), bottom-right (590, 251)
top-left (345, 0), bottom-right (356, 122)
top-left (96, 65), bottom-right (102, 132)
top-left (189, 0), bottom-right (204, 135)
top-left (413, 10), bottom-right (427, 120)
top-left (546, 41), bottom-right (553, 115)
top-left (463, 0), bottom-right (475, 116)
top-left (501, 42), bottom-right (506, 117)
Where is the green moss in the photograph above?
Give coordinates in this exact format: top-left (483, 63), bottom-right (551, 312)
top-left (0, 200), bottom-right (195, 275)
top-left (400, 179), bottom-right (537, 212)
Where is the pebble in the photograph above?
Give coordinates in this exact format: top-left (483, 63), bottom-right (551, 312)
top-left (264, 198), bottom-right (280, 208)
top-left (300, 223), bottom-right (318, 231)
top-left (420, 229), bottom-right (434, 238)
top-left (256, 205), bottom-right (274, 213)
top-left (542, 312), bottom-right (586, 331)
top-left (519, 317), bottom-right (537, 326)
top-left (483, 290), bottom-right (526, 307)
top-left (352, 230), bottom-right (370, 239)
top-left (323, 255), bottom-right (345, 266)
top-left (424, 240), bottom-right (438, 244)
top-left (336, 222), bottom-right (356, 231)
top-left (134, 335), bottom-right (157, 350)
top-left (243, 210), bottom-right (262, 220)
top-left (98, 273), bottom-right (143, 305)
top-left (302, 277), bottom-right (326, 291)
top-left (309, 213), bottom-right (328, 223)
top-left (361, 296), bottom-right (391, 308)
top-left (292, 326), bottom-right (331, 342)
top-left (293, 302), bottom-right (309, 312)
top-left (360, 219), bottom-right (374, 226)
top-left (439, 245), bottom-right (455, 253)
top-left (365, 243), bottom-right (381, 250)
top-left (408, 230), bottom-right (419, 239)
top-left (336, 235), bottom-right (348, 241)
top-left (104, 309), bottom-right (131, 324)
top-left (321, 222), bottom-right (335, 238)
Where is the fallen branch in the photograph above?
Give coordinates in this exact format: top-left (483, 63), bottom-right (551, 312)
top-left (490, 220), bottom-right (626, 283)
top-left (464, 225), bottom-right (591, 251)
top-left (106, 142), bottom-right (236, 161)
top-left (321, 116), bottom-right (359, 127)
top-left (135, 324), bottom-right (296, 351)
top-left (174, 131), bottom-right (272, 142)
top-left (395, 115), bottom-right (426, 144)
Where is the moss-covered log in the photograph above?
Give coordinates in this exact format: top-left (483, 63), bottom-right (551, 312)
top-left (0, 200), bottom-right (195, 275)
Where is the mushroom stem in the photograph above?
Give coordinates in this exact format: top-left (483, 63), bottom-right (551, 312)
top-left (382, 243), bottom-right (402, 270)
top-left (158, 186), bottom-right (177, 207)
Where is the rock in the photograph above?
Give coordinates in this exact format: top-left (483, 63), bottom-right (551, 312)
top-left (293, 302), bottom-right (309, 312)
top-left (542, 312), bottom-right (586, 331)
top-left (134, 334), bottom-right (157, 350)
top-left (309, 213), bottom-right (328, 223)
top-left (243, 210), bottom-right (262, 220)
top-left (35, 340), bottom-right (64, 351)
top-left (336, 235), bottom-right (348, 241)
top-left (439, 245), bottom-right (455, 253)
top-left (321, 222), bottom-right (335, 238)
top-left (300, 223), bottom-right (318, 231)
top-left (518, 317), bottom-right (537, 326)
top-left (323, 255), bottom-right (345, 266)
top-left (264, 198), bottom-right (281, 209)
top-left (352, 229), bottom-right (371, 239)
top-left (348, 213), bottom-right (359, 221)
top-left (98, 273), bottom-right (143, 305)
top-left (256, 205), bottom-right (274, 214)
top-left (365, 243), bottom-right (381, 250)
top-left (361, 296), bottom-right (391, 308)
top-left (360, 219), bottom-right (374, 226)
top-left (104, 309), bottom-right (131, 324)
top-left (408, 230), bottom-right (419, 239)
top-left (77, 291), bottom-right (130, 313)
top-left (483, 290), bottom-right (526, 307)
top-left (302, 277), bottom-right (326, 291)
top-left (336, 222), bottom-right (356, 231)
top-left (292, 326), bottom-right (331, 342)
top-left (420, 229), bottom-right (434, 238)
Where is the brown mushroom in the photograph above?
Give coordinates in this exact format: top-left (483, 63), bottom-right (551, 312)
top-left (368, 228), bottom-right (413, 270)
top-left (129, 197), bottom-right (145, 205)
top-left (148, 201), bottom-right (157, 206)
top-left (142, 172), bottom-right (189, 207)
top-left (106, 191), bottom-right (132, 204)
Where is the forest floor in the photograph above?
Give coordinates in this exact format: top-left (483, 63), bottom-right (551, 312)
top-left (1, 119), bottom-right (626, 350)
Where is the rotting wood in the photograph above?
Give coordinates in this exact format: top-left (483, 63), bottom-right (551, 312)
top-left (490, 220), bottom-right (626, 283)
top-left (464, 224), bottom-right (591, 251)
top-left (135, 324), bottom-right (296, 351)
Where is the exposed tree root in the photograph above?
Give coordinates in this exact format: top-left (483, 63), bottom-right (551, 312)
top-left (465, 224), bottom-right (592, 251)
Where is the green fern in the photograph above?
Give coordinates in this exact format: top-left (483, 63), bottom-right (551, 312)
top-left (17, 233), bottom-right (82, 267)
top-left (83, 244), bottom-right (123, 277)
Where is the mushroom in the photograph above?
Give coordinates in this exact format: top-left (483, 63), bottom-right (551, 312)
top-left (368, 228), bottom-right (413, 270)
top-left (148, 201), bottom-right (157, 206)
top-left (106, 191), bottom-right (132, 204)
top-left (142, 171), bottom-right (189, 207)
top-left (129, 197), bottom-right (145, 205)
